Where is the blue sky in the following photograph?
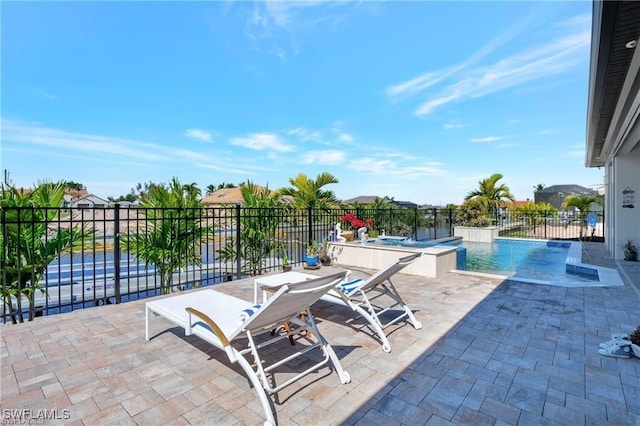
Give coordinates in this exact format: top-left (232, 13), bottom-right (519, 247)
top-left (1, 1), bottom-right (603, 205)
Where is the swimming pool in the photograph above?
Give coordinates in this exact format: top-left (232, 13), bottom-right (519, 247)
top-left (373, 237), bottom-right (600, 284)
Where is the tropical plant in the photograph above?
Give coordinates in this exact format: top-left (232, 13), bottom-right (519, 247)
top-left (507, 201), bottom-right (557, 236)
top-left (122, 177), bottom-right (208, 294)
top-left (217, 182), bottom-right (284, 276)
top-left (306, 240), bottom-right (319, 257)
top-left (1, 181), bottom-right (93, 323)
top-left (276, 172), bottom-right (339, 209)
top-left (533, 183), bottom-right (545, 192)
top-left (455, 198), bottom-right (492, 227)
top-left (318, 239), bottom-right (332, 265)
top-left (464, 173), bottom-right (515, 223)
top-left (562, 194), bottom-right (603, 240)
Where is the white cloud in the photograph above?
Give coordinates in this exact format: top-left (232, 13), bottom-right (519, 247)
top-left (346, 156), bottom-right (448, 179)
top-left (230, 132), bottom-right (294, 152)
top-left (244, 1), bottom-right (357, 58)
top-left (337, 132), bottom-right (353, 143)
top-left (302, 150), bottom-right (346, 165)
top-left (385, 14), bottom-right (530, 104)
top-left (185, 129), bottom-right (213, 142)
top-left (470, 136), bottom-right (506, 143)
top-left (443, 123), bottom-right (466, 130)
top-left (414, 28), bottom-right (589, 117)
top-left (328, 120), bottom-right (356, 145)
top-left (2, 119), bottom-right (166, 162)
top-left (385, 15), bottom-right (590, 118)
top-left (287, 127), bottom-right (323, 143)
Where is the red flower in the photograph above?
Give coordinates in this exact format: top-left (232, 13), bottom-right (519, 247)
top-left (340, 214), bottom-right (366, 230)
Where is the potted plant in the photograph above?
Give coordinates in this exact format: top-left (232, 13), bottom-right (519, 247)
top-left (364, 218), bottom-right (378, 238)
top-left (631, 325), bottom-right (640, 358)
top-left (306, 240), bottom-right (319, 267)
top-left (623, 239), bottom-right (637, 261)
top-left (318, 239), bottom-right (332, 266)
top-left (281, 255), bottom-right (292, 272)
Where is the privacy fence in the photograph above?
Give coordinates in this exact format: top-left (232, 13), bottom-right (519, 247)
top-left (1, 205), bottom-right (603, 323)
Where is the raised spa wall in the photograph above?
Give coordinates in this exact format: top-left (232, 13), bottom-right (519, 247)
top-left (327, 241), bottom-right (457, 278)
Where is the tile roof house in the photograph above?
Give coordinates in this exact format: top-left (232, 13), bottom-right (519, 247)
top-left (201, 185), bottom-right (289, 206)
top-left (534, 184), bottom-right (600, 211)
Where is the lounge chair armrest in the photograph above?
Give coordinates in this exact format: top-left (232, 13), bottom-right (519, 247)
top-left (346, 267), bottom-right (374, 277)
top-left (331, 287), bottom-right (352, 304)
top-left (185, 307), bottom-right (230, 348)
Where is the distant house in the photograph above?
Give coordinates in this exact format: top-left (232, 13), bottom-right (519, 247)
top-left (342, 195), bottom-right (418, 209)
top-left (71, 194), bottom-right (109, 208)
top-left (201, 187), bottom-right (246, 206)
top-left (534, 184), bottom-right (600, 211)
top-left (201, 185), bottom-right (289, 206)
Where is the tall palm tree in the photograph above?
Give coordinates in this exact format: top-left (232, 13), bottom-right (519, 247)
top-left (206, 184), bottom-right (216, 195)
top-left (182, 182), bottom-right (201, 199)
top-left (277, 172), bottom-right (339, 209)
top-left (464, 173), bottom-right (515, 224)
top-left (533, 183), bottom-right (545, 192)
top-left (217, 182), bottom-right (284, 275)
top-left (122, 177), bottom-right (207, 294)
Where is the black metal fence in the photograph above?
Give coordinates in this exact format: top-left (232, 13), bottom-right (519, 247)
top-left (0, 205), bottom-right (603, 323)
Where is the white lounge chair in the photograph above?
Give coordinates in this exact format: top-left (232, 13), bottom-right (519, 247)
top-left (320, 252), bottom-right (423, 353)
top-left (145, 271), bottom-right (350, 426)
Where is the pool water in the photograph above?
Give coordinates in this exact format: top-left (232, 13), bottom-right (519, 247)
top-left (374, 237), bottom-right (599, 284)
top-left (455, 239), bottom-right (597, 283)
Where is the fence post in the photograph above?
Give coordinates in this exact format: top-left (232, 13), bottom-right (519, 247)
top-left (413, 207), bottom-right (418, 240)
top-left (235, 205), bottom-right (241, 280)
top-left (307, 207), bottom-right (313, 244)
top-left (433, 208), bottom-right (437, 240)
top-left (114, 204), bottom-right (121, 304)
top-left (449, 209), bottom-right (453, 237)
top-left (543, 210), bottom-right (547, 239)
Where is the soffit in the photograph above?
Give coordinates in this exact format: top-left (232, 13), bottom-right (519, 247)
top-left (586, 1), bottom-right (640, 167)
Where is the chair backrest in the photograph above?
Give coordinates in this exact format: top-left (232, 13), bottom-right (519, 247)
top-left (239, 271), bottom-right (348, 334)
top-left (358, 252), bottom-right (422, 292)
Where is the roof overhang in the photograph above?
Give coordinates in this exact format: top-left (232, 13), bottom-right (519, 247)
top-left (586, 1), bottom-right (640, 167)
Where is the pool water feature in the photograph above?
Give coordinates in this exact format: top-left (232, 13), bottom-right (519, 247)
top-left (372, 237), bottom-right (615, 286)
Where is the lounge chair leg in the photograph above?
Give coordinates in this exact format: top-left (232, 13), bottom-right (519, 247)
top-left (233, 348), bottom-right (276, 426)
top-left (304, 315), bottom-right (351, 384)
top-left (351, 304), bottom-right (392, 353)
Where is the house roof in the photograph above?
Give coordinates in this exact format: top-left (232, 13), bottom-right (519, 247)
top-left (342, 195), bottom-right (382, 204)
top-left (201, 185), bottom-right (287, 206)
top-left (73, 194), bottom-right (109, 204)
top-left (535, 184), bottom-right (596, 195)
top-left (201, 187), bottom-right (246, 205)
top-left (586, 1), bottom-right (640, 167)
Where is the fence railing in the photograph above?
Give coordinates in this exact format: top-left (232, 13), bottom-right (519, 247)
top-left (1, 205), bottom-right (603, 323)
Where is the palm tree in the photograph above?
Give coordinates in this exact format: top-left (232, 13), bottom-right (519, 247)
top-left (182, 182), bottom-right (201, 199)
top-left (122, 177), bottom-right (208, 294)
top-left (206, 184), bottom-right (216, 195)
top-left (562, 194), bottom-right (603, 240)
top-left (217, 182), bottom-right (284, 275)
top-left (464, 173), bottom-right (515, 223)
top-left (276, 172), bottom-right (339, 209)
top-left (533, 183), bottom-right (545, 192)
top-left (1, 181), bottom-right (92, 323)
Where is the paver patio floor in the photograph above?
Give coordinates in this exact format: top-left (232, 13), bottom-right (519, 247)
top-left (2, 243), bottom-right (639, 425)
